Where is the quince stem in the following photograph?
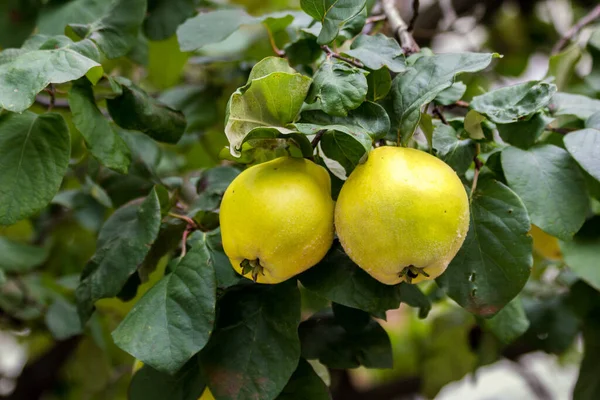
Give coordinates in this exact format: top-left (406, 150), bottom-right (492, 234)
top-left (399, 265), bottom-right (430, 284)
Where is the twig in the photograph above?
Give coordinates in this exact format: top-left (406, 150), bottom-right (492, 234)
top-left (432, 105), bottom-right (448, 125)
top-left (311, 130), bottom-right (326, 149)
top-left (453, 100), bottom-right (470, 108)
top-left (381, 0), bottom-right (420, 55)
top-left (408, 0), bottom-right (420, 32)
top-left (552, 4), bottom-right (600, 54)
top-left (265, 28), bottom-right (285, 57)
top-left (35, 95), bottom-right (69, 109)
top-left (365, 14), bottom-right (387, 24)
top-left (321, 45), bottom-right (364, 68)
top-left (363, 3), bottom-right (384, 34)
top-left (180, 227), bottom-right (191, 258)
top-left (546, 126), bottom-right (577, 135)
top-left (167, 212), bottom-right (198, 228)
top-left (43, 84), bottom-right (56, 111)
top-left (470, 143), bottom-right (483, 202)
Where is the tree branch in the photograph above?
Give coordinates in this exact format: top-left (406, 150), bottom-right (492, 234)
top-left (311, 130), bottom-right (326, 149)
top-left (382, 0), bottom-right (420, 54)
top-left (408, 0), bottom-right (420, 32)
top-left (35, 95), bottom-right (69, 109)
top-left (552, 4), bottom-right (600, 54)
top-left (321, 45), bottom-right (364, 68)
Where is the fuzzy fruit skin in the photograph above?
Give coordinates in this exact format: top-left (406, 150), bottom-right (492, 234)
top-left (530, 224), bottom-right (562, 260)
top-left (335, 146), bottom-right (470, 285)
top-left (220, 156), bottom-right (334, 284)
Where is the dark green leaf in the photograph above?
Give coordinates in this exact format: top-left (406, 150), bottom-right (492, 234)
top-left (437, 178), bottom-right (532, 317)
top-left (482, 297), bottom-right (529, 344)
top-left (159, 86), bottom-right (219, 132)
top-left (550, 92), bottom-right (600, 120)
top-left (147, 36), bottom-right (189, 90)
top-left (107, 78), bottom-right (187, 144)
top-left (319, 130), bottom-right (370, 176)
top-left (434, 82), bottom-right (467, 106)
top-left (391, 53), bottom-right (495, 144)
top-left (561, 216), bottom-right (600, 292)
top-left (300, 0), bottom-right (366, 44)
top-left (497, 113), bottom-right (552, 149)
top-left (129, 359), bottom-right (206, 400)
top-left (200, 281), bottom-right (301, 400)
top-left (306, 61), bottom-right (367, 117)
top-left (548, 45), bottom-right (581, 91)
top-left (366, 68), bottom-right (391, 101)
top-left (0, 0), bottom-right (38, 48)
top-left (45, 298), bottom-right (82, 340)
top-left (37, 0), bottom-right (110, 35)
top-left (0, 112), bottom-right (70, 225)
top-left (502, 144), bottom-right (588, 240)
top-left (0, 48), bottom-right (101, 113)
top-left (276, 358), bottom-right (330, 400)
top-left (113, 231), bottom-right (216, 374)
top-left (564, 128), bottom-right (600, 182)
top-left (298, 101), bottom-right (390, 140)
top-left (66, 0), bottom-right (146, 59)
top-left (75, 188), bottom-right (162, 322)
top-left (0, 237), bottom-right (49, 273)
top-left (432, 124), bottom-right (476, 175)
top-left (343, 34), bottom-right (406, 72)
top-left (69, 80), bottom-right (131, 174)
top-left (144, 0), bottom-right (196, 41)
top-left (574, 319), bottom-right (600, 400)
top-left (470, 81), bottom-right (557, 124)
top-left (299, 309), bottom-right (392, 369)
top-left (299, 242), bottom-right (431, 319)
top-left (203, 228), bottom-right (243, 289)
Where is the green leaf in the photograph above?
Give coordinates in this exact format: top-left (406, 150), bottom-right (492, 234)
top-left (107, 78), bottom-right (187, 144)
top-left (225, 58), bottom-right (312, 156)
top-left (112, 231), bottom-right (217, 374)
top-left (564, 129), bottom-right (600, 182)
top-left (560, 216), bottom-right (600, 292)
top-left (177, 10), bottom-right (293, 52)
top-left (297, 101), bottom-right (390, 140)
top-left (586, 112), bottom-right (600, 129)
top-left (159, 86), bottom-right (219, 133)
top-left (434, 82), bottom-right (467, 106)
top-left (502, 144), bottom-right (588, 240)
top-left (75, 188), bottom-right (162, 322)
top-left (437, 178), bottom-right (532, 317)
top-left (482, 297), bottom-right (529, 344)
top-left (301, 0), bottom-right (366, 45)
top-left (45, 298), bottom-right (83, 340)
top-left (464, 109), bottom-right (486, 139)
top-left (574, 319), bottom-right (600, 400)
top-left (391, 53), bottom-right (495, 144)
top-left (470, 81), bottom-right (557, 124)
top-left (130, 359), bottom-right (206, 400)
top-left (200, 281), bottom-right (301, 400)
top-left (550, 92), bottom-right (600, 120)
top-left (299, 309), bottom-right (392, 369)
top-left (306, 61), bottom-right (367, 117)
top-left (148, 35), bottom-right (189, 90)
top-left (319, 130), bottom-right (371, 176)
top-left (37, 0), bottom-right (111, 35)
top-left (0, 112), bottom-right (70, 226)
top-left (0, 0), bottom-right (38, 48)
top-left (276, 358), bottom-right (330, 400)
top-left (547, 45), bottom-right (581, 91)
top-left (343, 34), bottom-right (406, 72)
top-left (299, 242), bottom-right (431, 319)
top-left (69, 80), bottom-right (131, 174)
top-left (366, 68), bottom-right (391, 102)
top-left (144, 0), bottom-right (196, 41)
top-left (497, 112), bottom-right (552, 149)
top-left (203, 228), bottom-right (243, 289)
top-left (432, 124), bottom-right (476, 175)
top-left (0, 48), bottom-right (101, 113)
top-left (419, 113), bottom-right (434, 151)
top-left (0, 237), bottom-right (49, 273)
top-left (66, 0), bottom-right (146, 59)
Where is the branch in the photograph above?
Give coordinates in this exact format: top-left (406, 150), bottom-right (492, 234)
top-left (381, 0), bottom-right (420, 54)
top-left (311, 130), bottom-right (326, 149)
top-left (321, 45), bottom-right (364, 68)
top-left (408, 0), bottom-right (420, 32)
top-left (35, 95), bottom-right (69, 109)
top-left (552, 4), bottom-right (600, 54)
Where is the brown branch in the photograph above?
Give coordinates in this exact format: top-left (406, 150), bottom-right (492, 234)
top-left (408, 0), bottom-right (420, 32)
top-left (381, 0), bottom-right (420, 55)
top-left (321, 45), bottom-right (364, 68)
top-left (432, 105), bottom-right (448, 125)
top-left (365, 14), bottom-right (387, 24)
top-left (552, 4), bottom-right (600, 54)
top-left (546, 126), bottom-right (577, 135)
top-left (266, 27), bottom-right (285, 57)
top-left (311, 130), bottom-right (326, 149)
top-left (35, 95), bottom-right (69, 109)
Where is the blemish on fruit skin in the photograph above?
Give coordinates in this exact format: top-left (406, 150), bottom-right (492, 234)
top-left (508, 209), bottom-right (513, 214)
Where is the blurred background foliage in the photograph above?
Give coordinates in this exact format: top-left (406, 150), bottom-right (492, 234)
top-left (1, 0), bottom-right (600, 399)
